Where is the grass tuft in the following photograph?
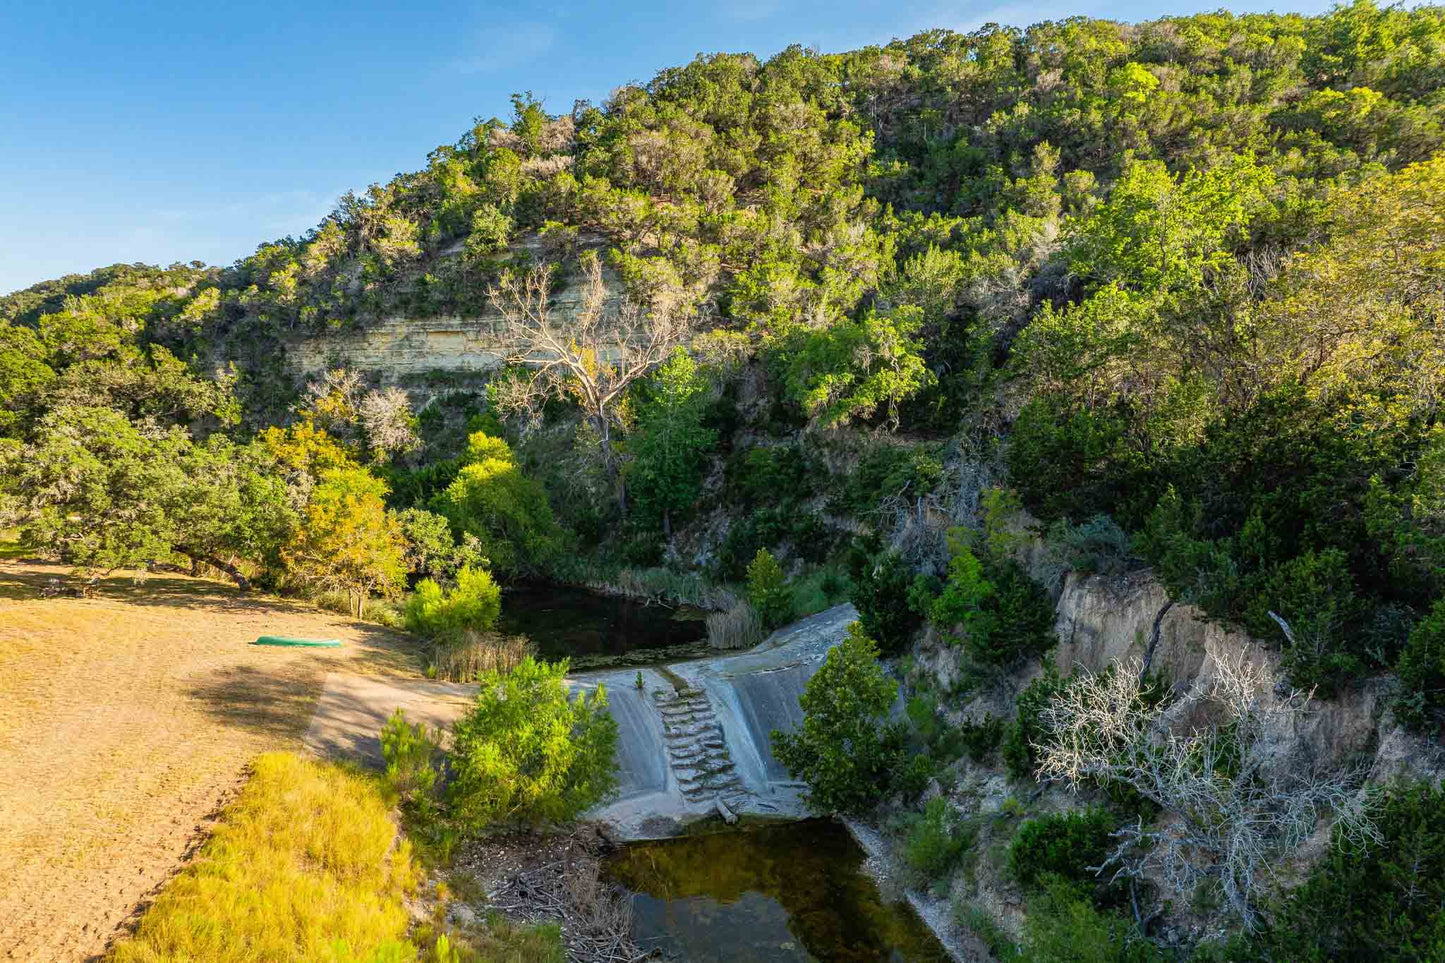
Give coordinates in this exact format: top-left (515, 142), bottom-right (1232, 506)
top-left (428, 630), bottom-right (535, 681)
top-left (108, 751), bottom-right (418, 963)
top-left (707, 599), bottom-right (764, 650)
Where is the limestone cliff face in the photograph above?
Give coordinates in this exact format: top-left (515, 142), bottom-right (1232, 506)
top-left (283, 313), bottom-right (511, 382)
top-left (916, 569), bottom-right (1444, 947)
top-left (281, 234), bottom-right (626, 384)
top-left (1052, 571), bottom-right (1443, 783)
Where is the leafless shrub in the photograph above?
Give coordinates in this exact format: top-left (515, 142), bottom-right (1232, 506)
top-left (488, 852), bottom-right (640, 963)
top-left (708, 600), bottom-right (764, 650)
top-left (521, 155), bottom-right (571, 177)
top-left (1035, 642), bottom-right (1378, 929)
top-left (302, 368), bottom-right (419, 463)
top-left (564, 856), bottom-right (634, 938)
top-left (357, 386), bottom-right (420, 462)
top-left (303, 367), bottom-right (365, 433)
top-left (430, 630), bottom-right (534, 682)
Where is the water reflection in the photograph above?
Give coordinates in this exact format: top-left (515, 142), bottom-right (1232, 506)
top-left (497, 585), bottom-right (707, 666)
top-left (606, 820), bottom-right (948, 963)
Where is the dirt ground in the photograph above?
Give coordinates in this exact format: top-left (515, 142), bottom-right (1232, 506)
top-left (0, 560), bottom-right (426, 962)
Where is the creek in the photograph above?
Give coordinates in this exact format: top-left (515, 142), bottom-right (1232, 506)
top-left (604, 820), bottom-right (950, 962)
top-left (497, 585), bottom-right (709, 669)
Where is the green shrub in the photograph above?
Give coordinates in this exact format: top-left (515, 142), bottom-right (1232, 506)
top-left (379, 458), bottom-right (461, 510)
top-left (1245, 548), bottom-right (1364, 693)
top-left (405, 564), bottom-right (502, 640)
top-left (893, 751), bottom-right (938, 799)
top-left (433, 430), bottom-right (566, 577)
top-left (1015, 880), bottom-right (1162, 963)
top-left (851, 550), bottom-right (922, 655)
top-left (959, 713), bottom-right (1006, 761)
top-left (955, 901), bottom-right (1015, 961)
top-left (447, 657), bottom-right (619, 829)
top-left (1010, 809), bottom-right (1117, 893)
top-left (790, 564), bottom-right (851, 619)
top-left (1003, 667), bottom-right (1066, 779)
top-left (1396, 599), bottom-right (1445, 729)
top-left (714, 505), bottom-right (820, 580)
top-left (830, 442), bottom-right (943, 518)
top-left (380, 708), bottom-right (439, 802)
top-left (727, 444), bottom-right (815, 506)
top-left (747, 548), bottom-right (793, 630)
top-left (1228, 781), bottom-right (1445, 962)
top-left (1047, 514), bottom-right (1137, 577)
top-left (906, 692), bottom-right (964, 764)
top-left (772, 622), bottom-right (905, 814)
top-left (904, 796), bottom-right (975, 881)
top-left (1008, 396), bottom-right (1133, 523)
top-left (932, 529), bottom-right (1055, 666)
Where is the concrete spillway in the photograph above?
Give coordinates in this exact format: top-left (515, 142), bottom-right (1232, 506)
top-left (303, 603), bottom-right (858, 840)
top-left (577, 603), bottom-right (856, 839)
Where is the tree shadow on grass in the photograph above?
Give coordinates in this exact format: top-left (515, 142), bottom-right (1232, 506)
top-left (183, 664), bottom-right (328, 742)
top-left (0, 563), bottom-right (286, 610)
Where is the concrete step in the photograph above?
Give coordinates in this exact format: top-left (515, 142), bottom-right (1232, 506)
top-left (665, 722), bottom-right (718, 739)
top-left (668, 748), bottom-right (708, 764)
top-left (669, 753), bottom-right (708, 769)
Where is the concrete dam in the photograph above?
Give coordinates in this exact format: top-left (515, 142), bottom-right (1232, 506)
top-left (572, 604), bottom-right (856, 839)
top-left (302, 603), bottom-right (857, 839)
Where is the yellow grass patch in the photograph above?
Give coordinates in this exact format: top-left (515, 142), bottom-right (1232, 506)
top-left (109, 752), bottom-right (418, 962)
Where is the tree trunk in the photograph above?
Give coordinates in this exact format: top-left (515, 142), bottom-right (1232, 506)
top-left (596, 413), bottom-right (628, 515)
top-left (176, 548), bottom-right (251, 592)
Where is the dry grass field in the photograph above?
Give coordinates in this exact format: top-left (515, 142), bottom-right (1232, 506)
top-left (0, 559), bottom-right (426, 962)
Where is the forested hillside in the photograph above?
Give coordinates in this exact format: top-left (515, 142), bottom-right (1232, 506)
top-left (6, 0), bottom-right (1443, 689)
top-left (3, 5), bottom-right (1445, 951)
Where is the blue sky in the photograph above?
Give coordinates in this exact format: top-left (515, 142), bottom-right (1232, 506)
top-left (0, 0), bottom-right (1335, 296)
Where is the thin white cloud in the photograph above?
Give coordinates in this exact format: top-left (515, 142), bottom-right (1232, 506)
top-left (149, 188), bottom-right (341, 243)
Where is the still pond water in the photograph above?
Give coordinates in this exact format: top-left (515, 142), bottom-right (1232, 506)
top-left (606, 820), bottom-right (949, 963)
top-left (497, 584), bottom-right (708, 667)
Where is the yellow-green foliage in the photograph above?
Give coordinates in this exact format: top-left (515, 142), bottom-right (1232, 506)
top-left (406, 564), bottom-right (502, 640)
top-left (415, 918), bottom-right (563, 963)
top-left (746, 548), bottom-right (792, 630)
top-left (109, 752), bottom-right (420, 963)
top-left (434, 431), bottom-right (564, 577)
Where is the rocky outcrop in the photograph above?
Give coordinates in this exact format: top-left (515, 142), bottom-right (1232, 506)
top-left (281, 235), bottom-right (628, 384)
top-left (653, 684), bottom-right (747, 806)
top-left (1051, 571), bottom-right (1442, 780)
top-left (284, 313), bottom-right (513, 383)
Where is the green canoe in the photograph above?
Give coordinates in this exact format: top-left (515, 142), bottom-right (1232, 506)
top-left (252, 635), bottom-right (341, 648)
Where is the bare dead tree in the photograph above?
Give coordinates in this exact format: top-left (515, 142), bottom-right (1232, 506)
top-left (301, 369), bottom-right (420, 464)
top-left (1035, 642), bottom-right (1379, 930)
top-left (357, 386), bottom-right (421, 463)
top-left (488, 250), bottom-right (692, 512)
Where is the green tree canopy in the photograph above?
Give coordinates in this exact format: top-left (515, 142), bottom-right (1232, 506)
top-left (447, 657), bottom-right (618, 828)
top-left (284, 467), bottom-right (407, 617)
top-left (627, 348), bottom-right (717, 535)
top-left (772, 622), bottom-right (903, 814)
top-left (433, 430), bottom-right (565, 577)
